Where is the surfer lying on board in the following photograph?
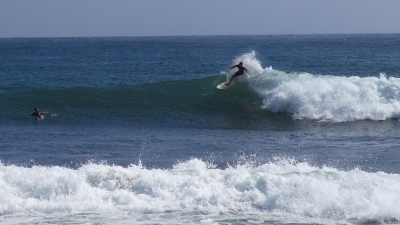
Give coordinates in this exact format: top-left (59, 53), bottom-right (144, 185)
top-left (31, 107), bottom-right (47, 121)
top-left (226, 62), bottom-right (248, 86)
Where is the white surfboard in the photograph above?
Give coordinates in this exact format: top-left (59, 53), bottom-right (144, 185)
top-left (217, 82), bottom-right (234, 89)
top-left (32, 115), bottom-right (44, 121)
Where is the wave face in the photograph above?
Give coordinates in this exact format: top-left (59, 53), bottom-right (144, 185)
top-left (1, 76), bottom-right (265, 128)
top-left (1, 159), bottom-right (399, 223)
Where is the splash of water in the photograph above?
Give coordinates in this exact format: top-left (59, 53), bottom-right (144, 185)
top-left (234, 51), bottom-right (400, 122)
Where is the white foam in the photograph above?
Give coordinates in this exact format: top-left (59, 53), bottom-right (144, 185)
top-left (233, 51), bottom-right (400, 122)
top-left (1, 159), bottom-right (400, 223)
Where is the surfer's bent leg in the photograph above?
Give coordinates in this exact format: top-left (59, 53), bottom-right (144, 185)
top-left (226, 75), bottom-right (235, 86)
top-left (226, 71), bottom-right (243, 86)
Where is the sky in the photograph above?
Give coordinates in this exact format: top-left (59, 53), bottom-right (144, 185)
top-left (1, 0), bottom-right (400, 37)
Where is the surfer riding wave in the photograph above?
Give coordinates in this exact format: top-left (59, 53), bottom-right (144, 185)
top-left (226, 62), bottom-right (248, 86)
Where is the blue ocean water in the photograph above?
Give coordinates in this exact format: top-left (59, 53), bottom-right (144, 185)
top-left (1, 34), bottom-right (400, 224)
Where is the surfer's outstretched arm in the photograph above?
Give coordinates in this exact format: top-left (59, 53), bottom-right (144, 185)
top-left (228, 65), bottom-right (237, 73)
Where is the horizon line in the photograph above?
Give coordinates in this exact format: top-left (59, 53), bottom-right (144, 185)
top-left (1, 32), bottom-right (399, 39)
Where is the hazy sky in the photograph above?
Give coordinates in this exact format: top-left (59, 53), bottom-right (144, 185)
top-left (1, 0), bottom-right (400, 37)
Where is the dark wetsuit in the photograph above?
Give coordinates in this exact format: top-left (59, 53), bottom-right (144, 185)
top-left (232, 65), bottom-right (246, 76)
top-left (31, 111), bottom-right (43, 120)
top-left (226, 63), bottom-right (248, 86)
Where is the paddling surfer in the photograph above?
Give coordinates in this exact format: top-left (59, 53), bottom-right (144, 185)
top-left (31, 107), bottom-right (47, 121)
top-left (226, 62), bottom-right (248, 86)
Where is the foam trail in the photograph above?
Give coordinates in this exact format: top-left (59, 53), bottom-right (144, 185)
top-left (235, 51), bottom-right (400, 122)
top-left (1, 159), bottom-right (400, 223)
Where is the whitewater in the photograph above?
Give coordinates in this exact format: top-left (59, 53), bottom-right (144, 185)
top-left (233, 51), bottom-right (400, 122)
top-left (1, 159), bottom-right (400, 224)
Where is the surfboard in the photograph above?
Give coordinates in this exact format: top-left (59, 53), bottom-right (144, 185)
top-left (217, 82), bottom-right (234, 89)
top-left (32, 112), bottom-right (47, 121)
top-left (32, 115), bottom-right (44, 121)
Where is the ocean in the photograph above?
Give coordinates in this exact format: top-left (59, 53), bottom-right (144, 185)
top-left (1, 34), bottom-right (400, 224)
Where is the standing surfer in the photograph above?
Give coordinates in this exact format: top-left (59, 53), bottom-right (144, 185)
top-left (226, 62), bottom-right (248, 86)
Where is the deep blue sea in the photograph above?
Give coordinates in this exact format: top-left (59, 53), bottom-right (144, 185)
top-left (1, 34), bottom-right (400, 224)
